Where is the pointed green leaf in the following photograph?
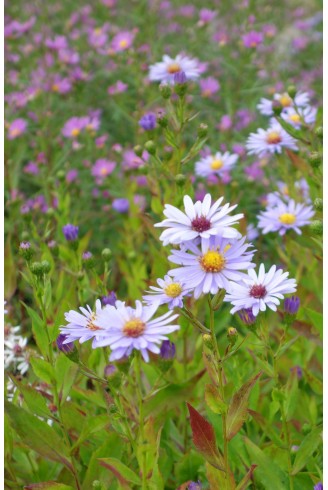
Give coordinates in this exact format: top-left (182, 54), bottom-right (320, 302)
top-left (98, 458), bottom-right (141, 487)
top-left (291, 427), bottom-right (322, 475)
top-left (205, 384), bottom-right (227, 415)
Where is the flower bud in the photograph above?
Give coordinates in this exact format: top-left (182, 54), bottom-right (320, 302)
top-left (173, 71), bottom-right (188, 96)
top-left (134, 145), bottom-right (143, 157)
top-left (284, 296), bottom-right (300, 315)
top-left (163, 145), bottom-right (173, 159)
top-left (101, 248), bottom-right (112, 262)
top-left (82, 251), bottom-right (95, 269)
top-left (56, 170), bottom-right (66, 182)
top-left (104, 364), bottom-right (122, 389)
top-left (287, 85), bottom-right (297, 98)
top-left (48, 240), bottom-right (59, 256)
top-left (308, 151), bottom-right (322, 168)
top-left (314, 198), bottom-right (323, 211)
top-left (301, 423), bottom-right (312, 436)
top-left (92, 481), bottom-right (105, 490)
top-left (46, 208), bottom-right (55, 218)
top-left (227, 327), bottom-right (238, 346)
top-left (188, 482), bottom-right (202, 490)
top-left (62, 224), bottom-right (79, 241)
top-left (144, 140), bottom-right (156, 155)
top-left (308, 220), bottom-right (323, 236)
top-left (41, 260), bottom-right (51, 274)
top-left (157, 112), bottom-right (168, 128)
top-left (197, 123), bottom-right (208, 138)
top-left (101, 291), bottom-right (117, 306)
top-left (159, 82), bottom-right (171, 99)
top-left (272, 100), bottom-right (283, 116)
top-left (211, 289), bottom-right (226, 311)
top-left (56, 334), bottom-right (74, 354)
top-left (30, 261), bottom-right (44, 277)
top-left (19, 242), bottom-right (34, 261)
top-left (21, 231), bottom-right (29, 241)
top-left (77, 271), bottom-right (85, 281)
top-left (237, 308), bottom-right (256, 326)
top-left (175, 174), bottom-right (186, 187)
top-left (202, 334), bottom-right (214, 350)
top-left (158, 340), bottom-right (176, 372)
top-left (315, 126), bottom-right (323, 139)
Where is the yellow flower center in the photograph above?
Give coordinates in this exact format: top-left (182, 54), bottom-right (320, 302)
top-left (279, 213), bottom-right (296, 225)
top-left (87, 312), bottom-right (102, 331)
top-left (266, 131), bottom-right (282, 144)
top-left (167, 62), bottom-right (181, 74)
top-left (100, 167), bottom-right (108, 176)
top-left (279, 94), bottom-right (292, 107)
top-left (71, 128), bottom-right (80, 137)
top-left (289, 114), bottom-right (301, 123)
top-left (94, 28), bottom-right (102, 35)
top-left (10, 128), bottom-right (21, 137)
top-left (200, 250), bottom-right (225, 272)
top-left (223, 243), bottom-right (231, 253)
top-left (202, 89), bottom-right (212, 97)
top-left (52, 84), bottom-right (59, 92)
top-left (211, 159), bottom-right (224, 170)
top-left (123, 319), bottom-right (146, 338)
top-left (119, 39), bottom-right (129, 48)
top-left (164, 283), bottom-right (182, 298)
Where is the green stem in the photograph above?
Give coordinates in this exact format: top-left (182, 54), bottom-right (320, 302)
top-left (208, 297), bottom-right (231, 490)
top-left (135, 353), bottom-right (147, 490)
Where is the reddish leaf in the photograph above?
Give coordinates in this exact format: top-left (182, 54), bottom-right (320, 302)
top-left (226, 372), bottom-right (262, 441)
top-left (187, 403), bottom-right (224, 471)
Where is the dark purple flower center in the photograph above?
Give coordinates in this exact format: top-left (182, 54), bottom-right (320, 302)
top-left (249, 284), bottom-right (267, 299)
top-left (191, 216), bottom-right (211, 233)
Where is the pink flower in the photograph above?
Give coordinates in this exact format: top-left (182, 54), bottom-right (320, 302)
top-left (91, 159), bottom-right (116, 182)
top-left (200, 77), bottom-right (220, 98)
top-left (62, 117), bottom-right (88, 138)
top-left (107, 81), bottom-right (128, 95)
top-left (111, 31), bottom-right (135, 52)
top-left (7, 119), bottom-right (27, 139)
top-left (242, 31), bottom-right (264, 48)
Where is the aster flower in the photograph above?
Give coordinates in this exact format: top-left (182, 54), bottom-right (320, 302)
top-left (155, 194), bottom-right (243, 246)
top-left (62, 224), bottom-right (79, 241)
top-left (112, 198), bottom-right (129, 213)
top-left (257, 91), bottom-right (310, 116)
top-left (142, 275), bottom-right (191, 309)
top-left (62, 117), bottom-right (88, 138)
top-left (195, 152), bottom-right (238, 179)
top-left (91, 159), bottom-right (116, 181)
top-left (7, 118), bottom-right (27, 139)
top-left (242, 31), bottom-right (264, 48)
top-left (60, 299), bottom-right (106, 347)
top-left (94, 300), bottom-right (180, 362)
top-left (257, 197), bottom-right (315, 235)
top-left (168, 236), bottom-right (255, 299)
top-left (139, 113), bottom-right (157, 130)
top-left (4, 335), bottom-right (30, 374)
top-left (281, 105), bottom-right (317, 128)
top-left (199, 77), bottom-right (220, 98)
top-left (148, 54), bottom-right (200, 84)
top-left (224, 264), bottom-right (297, 316)
top-left (246, 121), bottom-right (298, 156)
top-left (111, 31), bottom-right (135, 52)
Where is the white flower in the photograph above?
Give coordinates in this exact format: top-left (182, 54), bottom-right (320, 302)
top-left (60, 299), bottom-right (106, 347)
top-left (257, 91), bottom-right (310, 116)
top-left (281, 106), bottom-right (317, 128)
top-left (224, 264), bottom-right (297, 316)
top-left (148, 54), bottom-right (200, 84)
top-left (257, 197), bottom-right (315, 235)
top-left (4, 335), bottom-right (30, 374)
top-left (168, 236), bottom-right (255, 299)
top-left (154, 194), bottom-right (243, 246)
top-left (246, 121), bottom-right (298, 156)
top-left (94, 300), bottom-right (179, 362)
top-left (142, 275), bottom-right (191, 309)
top-left (195, 152), bottom-right (238, 178)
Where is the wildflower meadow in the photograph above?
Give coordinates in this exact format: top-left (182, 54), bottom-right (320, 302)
top-left (3, 0), bottom-right (323, 489)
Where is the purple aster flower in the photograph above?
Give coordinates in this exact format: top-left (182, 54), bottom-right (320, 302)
top-left (45, 35), bottom-right (68, 50)
top-left (112, 198), bottom-right (129, 213)
top-left (242, 31), bottom-right (264, 48)
top-left (160, 340), bottom-right (176, 360)
top-left (314, 484), bottom-right (323, 490)
top-left (224, 264), bottom-right (297, 317)
top-left (104, 364), bottom-right (118, 377)
top-left (143, 275), bottom-right (191, 309)
top-left (173, 71), bottom-right (187, 85)
top-left (169, 236), bottom-right (255, 299)
top-left (199, 77), bottom-right (220, 98)
top-left (62, 117), bottom-right (88, 138)
top-left (195, 152), bottom-right (238, 179)
top-left (111, 31), bottom-right (135, 52)
top-left (199, 8), bottom-right (216, 23)
top-left (7, 119), bottom-right (27, 139)
top-left (246, 121), bottom-right (298, 156)
top-left (188, 482), bottom-right (202, 490)
top-left (284, 296), bottom-right (300, 315)
top-left (91, 159), bottom-right (116, 181)
top-left (56, 334), bottom-right (74, 353)
top-left (107, 81), bottom-right (128, 95)
top-left (101, 292), bottom-right (117, 306)
top-left (62, 224), bottom-right (79, 241)
top-left (237, 308), bottom-right (257, 325)
top-left (258, 197), bottom-right (314, 236)
top-left (148, 54), bottom-right (200, 84)
top-left (218, 115), bottom-right (233, 131)
top-left (66, 169), bottom-right (78, 183)
top-left (60, 300), bottom-right (106, 347)
top-left (139, 113), bottom-right (157, 131)
top-left (94, 300), bottom-right (180, 362)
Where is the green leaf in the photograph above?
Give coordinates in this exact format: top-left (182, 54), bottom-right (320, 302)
top-left (175, 451), bottom-right (203, 484)
top-left (226, 372), bottom-right (262, 441)
top-left (5, 401), bottom-right (72, 470)
top-left (24, 483), bottom-right (74, 490)
top-left (24, 304), bottom-right (49, 359)
top-left (55, 354), bottom-right (78, 404)
top-left (303, 369), bottom-right (323, 395)
top-left (284, 370), bottom-right (299, 420)
top-left (30, 357), bottom-right (56, 385)
top-left (71, 414), bottom-right (109, 450)
top-left (205, 384), bottom-right (227, 415)
top-left (9, 375), bottom-right (53, 420)
top-left (291, 427), bottom-right (322, 475)
top-left (4, 237), bottom-right (17, 300)
top-left (303, 307), bottom-right (323, 336)
top-left (244, 437), bottom-right (288, 488)
top-left (235, 464), bottom-right (257, 490)
top-left (98, 458), bottom-right (141, 487)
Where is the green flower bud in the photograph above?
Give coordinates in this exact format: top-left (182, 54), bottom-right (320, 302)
top-left (41, 260), bottom-right (51, 274)
top-left (227, 327), bottom-right (238, 346)
top-left (175, 174), bottom-right (186, 187)
top-left (82, 251), bottom-right (95, 270)
top-left (197, 123), bottom-right (208, 138)
top-left (77, 270), bottom-right (85, 281)
top-left (159, 83), bottom-right (171, 99)
top-left (308, 220), bottom-right (323, 236)
top-left (272, 100), bottom-right (283, 116)
top-left (134, 145), bottom-right (143, 158)
top-left (19, 242), bottom-right (34, 262)
top-left (157, 112), bottom-right (168, 128)
top-left (56, 170), bottom-right (66, 182)
top-left (101, 248), bottom-right (112, 262)
top-left (21, 231), bottom-right (30, 241)
top-left (30, 261), bottom-right (44, 277)
top-left (308, 151), bottom-right (322, 168)
top-left (144, 140), bottom-right (156, 155)
top-left (301, 423), bottom-right (312, 436)
top-left (287, 85), bottom-right (297, 98)
top-left (46, 208), bottom-right (55, 218)
top-left (271, 387), bottom-right (285, 403)
top-left (315, 126), bottom-right (323, 139)
top-left (127, 251), bottom-right (137, 261)
top-left (211, 289), bottom-right (226, 311)
top-left (202, 334), bottom-right (214, 351)
top-left (314, 198), bottom-right (323, 211)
